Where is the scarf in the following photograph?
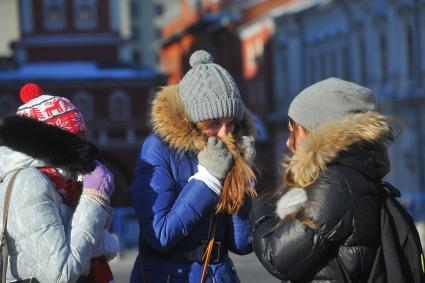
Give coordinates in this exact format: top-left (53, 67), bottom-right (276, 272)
top-left (39, 167), bottom-right (115, 283)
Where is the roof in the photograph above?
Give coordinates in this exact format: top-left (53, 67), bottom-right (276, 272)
top-left (0, 61), bottom-right (164, 84)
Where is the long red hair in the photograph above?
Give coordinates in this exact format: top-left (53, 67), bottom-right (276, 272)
top-left (196, 120), bottom-right (257, 214)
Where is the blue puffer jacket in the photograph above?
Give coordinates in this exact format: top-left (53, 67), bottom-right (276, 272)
top-left (129, 134), bottom-right (252, 283)
top-left (129, 86), bottom-right (256, 283)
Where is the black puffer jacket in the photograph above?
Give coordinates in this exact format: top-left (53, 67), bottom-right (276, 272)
top-left (250, 112), bottom-right (393, 282)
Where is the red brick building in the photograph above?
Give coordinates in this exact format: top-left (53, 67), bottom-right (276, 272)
top-left (0, 0), bottom-right (165, 206)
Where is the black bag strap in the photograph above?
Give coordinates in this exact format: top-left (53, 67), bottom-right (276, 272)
top-left (1, 169), bottom-right (22, 283)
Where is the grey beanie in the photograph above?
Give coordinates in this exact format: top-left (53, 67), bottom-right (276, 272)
top-left (288, 77), bottom-right (377, 131)
top-left (179, 50), bottom-right (245, 122)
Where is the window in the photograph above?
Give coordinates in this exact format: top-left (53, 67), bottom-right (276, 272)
top-left (0, 95), bottom-right (19, 118)
top-left (131, 1), bottom-right (139, 17)
top-left (43, 0), bottom-right (65, 31)
top-left (109, 90), bottom-right (130, 121)
top-left (131, 26), bottom-right (140, 40)
top-left (379, 32), bottom-right (388, 82)
top-left (330, 49), bottom-right (337, 77)
top-left (341, 45), bottom-right (349, 80)
top-left (406, 24), bottom-right (414, 78)
top-left (72, 90), bottom-right (94, 121)
top-left (154, 4), bottom-right (164, 16)
top-left (358, 36), bottom-right (367, 84)
top-left (279, 45), bottom-right (289, 94)
top-left (74, 0), bottom-right (97, 30)
top-left (309, 55), bottom-right (316, 84)
top-left (319, 52), bottom-right (326, 80)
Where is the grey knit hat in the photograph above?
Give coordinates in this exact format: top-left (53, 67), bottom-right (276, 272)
top-left (179, 50), bottom-right (245, 122)
top-left (288, 77), bottom-right (377, 131)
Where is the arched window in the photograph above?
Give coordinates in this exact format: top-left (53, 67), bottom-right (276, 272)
top-left (358, 36), bottom-right (367, 84)
top-left (72, 90), bottom-right (94, 121)
top-left (43, 0), bottom-right (65, 31)
top-left (379, 31), bottom-right (388, 82)
top-left (279, 44), bottom-right (290, 94)
top-left (405, 23), bottom-right (414, 78)
top-left (0, 95), bottom-right (19, 118)
top-left (374, 14), bottom-right (388, 83)
top-left (109, 90), bottom-right (130, 121)
top-left (74, 0), bottom-right (97, 30)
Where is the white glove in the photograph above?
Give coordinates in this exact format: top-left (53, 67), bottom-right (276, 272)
top-left (93, 229), bottom-right (120, 261)
top-left (275, 188), bottom-right (307, 219)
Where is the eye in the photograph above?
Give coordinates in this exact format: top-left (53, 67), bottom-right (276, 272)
top-left (210, 120), bottom-right (220, 128)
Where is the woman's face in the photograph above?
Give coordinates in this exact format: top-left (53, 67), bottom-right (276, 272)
top-left (203, 118), bottom-right (235, 138)
top-left (286, 119), bottom-right (309, 153)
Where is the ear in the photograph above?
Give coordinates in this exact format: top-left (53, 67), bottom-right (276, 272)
top-left (275, 188), bottom-right (308, 219)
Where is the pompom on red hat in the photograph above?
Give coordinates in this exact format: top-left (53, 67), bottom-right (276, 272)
top-left (17, 83), bottom-right (86, 136)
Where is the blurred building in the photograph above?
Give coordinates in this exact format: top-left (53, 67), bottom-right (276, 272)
top-left (153, 0), bottom-right (425, 205)
top-left (0, 0), bottom-right (165, 207)
top-left (269, 0), bottom-right (425, 225)
top-left (128, 0), bottom-right (185, 69)
top-left (0, 0), bottom-right (19, 58)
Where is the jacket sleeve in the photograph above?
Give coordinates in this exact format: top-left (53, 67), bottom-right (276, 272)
top-left (226, 197), bottom-right (253, 255)
top-left (10, 169), bottom-right (110, 283)
top-left (250, 170), bottom-right (353, 281)
top-left (131, 135), bottom-right (220, 252)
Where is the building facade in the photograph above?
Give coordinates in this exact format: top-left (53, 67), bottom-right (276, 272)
top-left (270, 0), bottom-right (425, 220)
top-left (0, 0), bottom-right (165, 207)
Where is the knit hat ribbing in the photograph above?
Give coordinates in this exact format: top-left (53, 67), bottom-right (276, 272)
top-left (16, 83), bottom-right (86, 136)
top-left (288, 77), bottom-right (376, 131)
top-left (179, 50), bottom-right (245, 122)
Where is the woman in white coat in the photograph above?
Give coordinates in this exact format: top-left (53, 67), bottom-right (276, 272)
top-left (0, 83), bottom-right (117, 283)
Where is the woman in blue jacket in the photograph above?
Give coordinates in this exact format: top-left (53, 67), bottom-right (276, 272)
top-left (129, 50), bottom-right (257, 283)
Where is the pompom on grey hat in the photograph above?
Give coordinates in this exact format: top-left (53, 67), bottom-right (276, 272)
top-left (179, 50), bottom-right (245, 122)
top-left (288, 77), bottom-right (377, 131)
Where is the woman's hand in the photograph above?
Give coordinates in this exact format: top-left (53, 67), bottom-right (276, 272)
top-left (197, 137), bottom-right (233, 181)
top-left (82, 160), bottom-right (115, 206)
top-left (240, 135), bottom-right (256, 165)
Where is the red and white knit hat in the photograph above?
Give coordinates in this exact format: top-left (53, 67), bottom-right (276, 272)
top-left (16, 83), bottom-right (86, 136)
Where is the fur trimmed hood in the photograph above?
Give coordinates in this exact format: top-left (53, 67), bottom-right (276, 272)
top-left (150, 85), bottom-right (256, 153)
top-left (0, 115), bottom-right (97, 178)
top-left (284, 111), bottom-right (393, 188)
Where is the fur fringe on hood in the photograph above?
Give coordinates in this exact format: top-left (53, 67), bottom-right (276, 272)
top-left (284, 111), bottom-right (393, 188)
top-left (0, 115), bottom-right (98, 174)
top-left (150, 85), bottom-right (256, 153)
top-left (150, 85), bottom-right (257, 213)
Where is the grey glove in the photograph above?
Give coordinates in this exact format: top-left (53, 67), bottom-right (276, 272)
top-left (240, 136), bottom-right (256, 165)
top-left (198, 137), bottom-right (233, 181)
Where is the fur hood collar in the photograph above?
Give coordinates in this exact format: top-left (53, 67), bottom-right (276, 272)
top-left (150, 85), bottom-right (256, 152)
top-left (284, 111), bottom-right (393, 188)
top-left (0, 115), bottom-right (97, 178)
top-left (275, 111), bottom-right (393, 219)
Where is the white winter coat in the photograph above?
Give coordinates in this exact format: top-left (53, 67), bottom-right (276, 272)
top-left (0, 146), bottom-right (111, 283)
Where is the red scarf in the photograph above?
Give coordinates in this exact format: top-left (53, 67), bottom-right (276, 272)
top-left (39, 167), bottom-right (115, 283)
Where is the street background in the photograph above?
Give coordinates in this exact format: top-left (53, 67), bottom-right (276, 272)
top-left (110, 249), bottom-right (280, 283)
top-left (1, 0), bottom-right (425, 282)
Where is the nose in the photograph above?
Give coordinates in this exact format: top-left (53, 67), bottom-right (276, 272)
top-left (217, 123), bottom-right (230, 138)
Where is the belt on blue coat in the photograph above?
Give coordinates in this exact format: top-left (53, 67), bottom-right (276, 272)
top-left (141, 240), bottom-right (228, 263)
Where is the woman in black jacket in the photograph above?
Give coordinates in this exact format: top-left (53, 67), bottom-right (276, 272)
top-left (250, 77), bottom-right (393, 282)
